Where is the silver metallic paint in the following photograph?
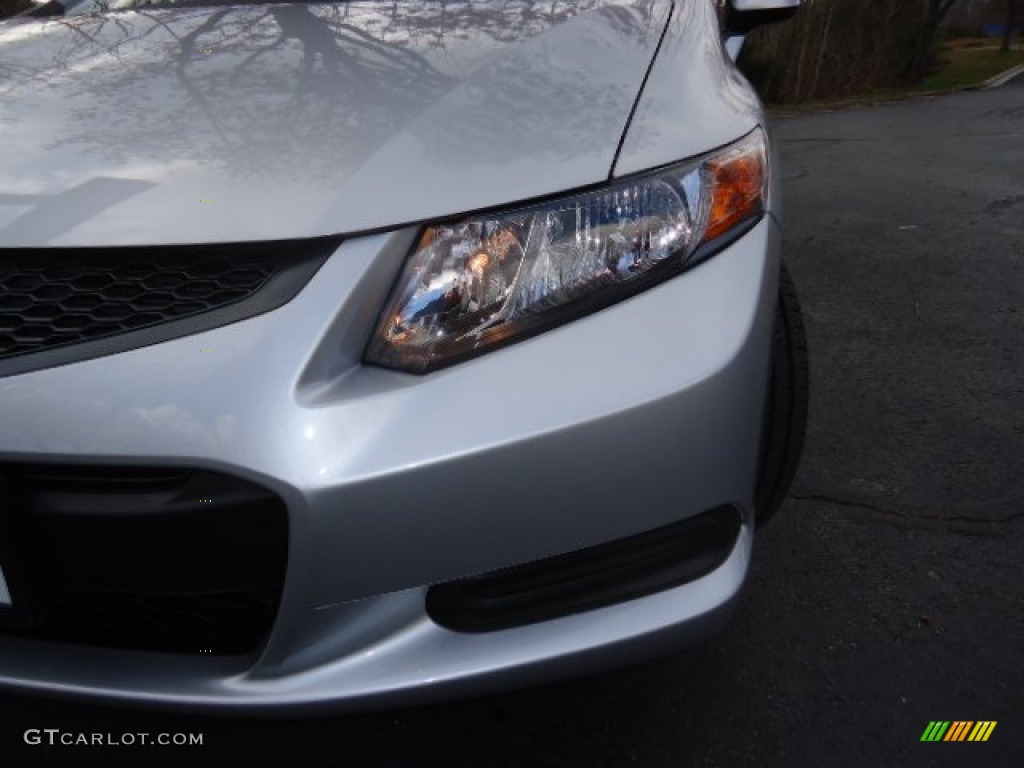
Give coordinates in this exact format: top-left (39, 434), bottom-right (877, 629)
top-left (0, 0), bottom-right (787, 709)
top-left (731, 0), bottom-right (800, 12)
top-left (0, 216), bottom-right (780, 710)
top-left (0, 540), bottom-right (747, 713)
top-left (612, 0), bottom-right (763, 177)
top-left (0, 0), bottom-right (670, 246)
top-left (0, 217), bottom-right (778, 602)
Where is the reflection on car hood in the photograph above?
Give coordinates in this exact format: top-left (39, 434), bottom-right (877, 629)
top-left (0, 0), bottom-right (670, 246)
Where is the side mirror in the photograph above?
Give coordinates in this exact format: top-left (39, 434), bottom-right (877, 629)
top-left (724, 0), bottom-right (800, 36)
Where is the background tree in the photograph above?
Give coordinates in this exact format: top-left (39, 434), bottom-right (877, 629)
top-left (0, 0), bottom-right (32, 20)
top-left (741, 0), bottom-right (966, 103)
top-left (905, 0), bottom-right (963, 81)
top-left (1001, 0), bottom-right (1019, 52)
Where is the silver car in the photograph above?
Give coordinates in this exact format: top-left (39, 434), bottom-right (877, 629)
top-left (0, 0), bottom-right (805, 711)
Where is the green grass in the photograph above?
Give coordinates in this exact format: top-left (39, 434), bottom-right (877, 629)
top-left (922, 43), bottom-right (1024, 90)
top-left (769, 39), bottom-right (1024, 115)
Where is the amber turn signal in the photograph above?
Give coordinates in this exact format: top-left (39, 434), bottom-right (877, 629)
top-left (704, 146), bottom-right (765, 242)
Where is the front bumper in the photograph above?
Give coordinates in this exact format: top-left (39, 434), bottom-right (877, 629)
top-left (0, 216), bottom-right (781, 712)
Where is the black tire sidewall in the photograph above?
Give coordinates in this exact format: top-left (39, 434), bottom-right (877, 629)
top-left (754, 262), bottom-right (809, 526)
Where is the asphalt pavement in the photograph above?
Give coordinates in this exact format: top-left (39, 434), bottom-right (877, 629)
top-left (1, 78), bottom-right (1022, 768)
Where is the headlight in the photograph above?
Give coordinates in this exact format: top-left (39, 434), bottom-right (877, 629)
top-left (365, 128), bottom-right (766, 373)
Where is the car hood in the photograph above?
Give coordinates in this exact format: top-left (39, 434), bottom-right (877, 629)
top-left (0, 0), bottom-right (671, 246)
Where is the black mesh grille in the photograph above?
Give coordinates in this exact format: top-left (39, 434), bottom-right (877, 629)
top-left (2, 250), bottom-right (281, 356)
top-left (39, 589), bottom-right (280, 655)
top-left (0, 238), bottom-right (338, 376)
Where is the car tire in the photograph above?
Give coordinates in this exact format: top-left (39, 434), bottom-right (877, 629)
top-left (754, 262), bottom-right (809, 526)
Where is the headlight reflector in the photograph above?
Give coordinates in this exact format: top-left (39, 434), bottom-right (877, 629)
top-left (366, 129), bottom-right (766, 373)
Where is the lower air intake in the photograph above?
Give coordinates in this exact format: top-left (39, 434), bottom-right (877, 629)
top-left (0, 463), bottom-right (288, 655)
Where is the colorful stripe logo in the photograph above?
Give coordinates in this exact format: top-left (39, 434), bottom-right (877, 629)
top-left (920, 721), bottom-right (997, 742)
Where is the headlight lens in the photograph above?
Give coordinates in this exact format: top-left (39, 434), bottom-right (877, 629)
top-left (366, 128), bottom-right (766, 373)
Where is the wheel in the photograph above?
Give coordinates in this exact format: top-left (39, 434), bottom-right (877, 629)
top-left (754, 261), bottom-right (809, 526)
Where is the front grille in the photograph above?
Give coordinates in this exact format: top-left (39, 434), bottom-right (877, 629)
top-left (0, 250), bottom-right (276, 356)
top-left (427, 506), bottom-right (741, 633)
top-left (0, 237), bottom-right (338, 377)
top-left (0, 464), bottom-right (288, 655)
